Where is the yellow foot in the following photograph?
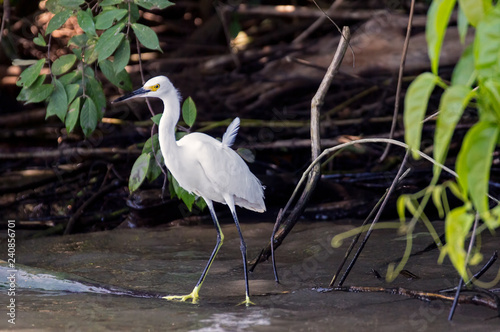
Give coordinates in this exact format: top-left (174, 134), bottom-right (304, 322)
top-left (163, 287), bottom-right (200, 304)
top-left (237, 295), bottom-right (255, 307)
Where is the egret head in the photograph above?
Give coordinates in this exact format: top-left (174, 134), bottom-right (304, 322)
top-left (112, 76), bottom-right (177, 103)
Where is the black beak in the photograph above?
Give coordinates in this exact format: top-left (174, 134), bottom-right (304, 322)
top-left (112, 87), bottom-right (150, 103)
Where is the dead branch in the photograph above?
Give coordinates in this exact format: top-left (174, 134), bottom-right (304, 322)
top-left (250, 26), bottom-right (351, 270)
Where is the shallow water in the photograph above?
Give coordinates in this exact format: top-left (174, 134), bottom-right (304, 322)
top-left (1, 220), bottom-right (499, 331)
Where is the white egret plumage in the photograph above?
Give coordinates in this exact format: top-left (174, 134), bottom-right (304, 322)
top-left (113, 76), bottom-right (265, 305)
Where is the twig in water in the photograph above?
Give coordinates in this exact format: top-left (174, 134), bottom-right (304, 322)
top-left (337, 150), bottom-right (410, 286)
top-left (329, 167), bottom-right (413, 286)
top-left (271, 208), bottom-right (283, 283)
top-left (449, 213), bottom-right (480, 321)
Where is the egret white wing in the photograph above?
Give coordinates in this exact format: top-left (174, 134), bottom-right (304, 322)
top-left (178, 133), bottom-right (265, 212)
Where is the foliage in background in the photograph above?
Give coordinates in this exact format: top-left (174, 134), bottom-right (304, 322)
top-left (16, 0), bottom-right (171, 136)
top-left (401, 0), bottom-right (500, 281)
top-left (14, 0), bottom-right (208, 211)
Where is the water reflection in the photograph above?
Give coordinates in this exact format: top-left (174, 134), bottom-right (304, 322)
top-left (2, 221), bottom-right (499, 330)
top-left (193, 311), bottom-right (271, 332)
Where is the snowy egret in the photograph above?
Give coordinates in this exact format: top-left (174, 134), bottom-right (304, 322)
top-left (113, 76), bottom-right (265, 306)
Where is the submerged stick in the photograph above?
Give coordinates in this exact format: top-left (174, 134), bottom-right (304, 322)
top-left (317, 285), bottom-right (499, 311)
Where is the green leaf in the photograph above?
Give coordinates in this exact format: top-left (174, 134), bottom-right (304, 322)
top-left (33, 33), bottom-right (47, 47)
top-left (456, 121), bottom-right (499, 216)
top-left (99, 59), bottom-right (132, 91)
top-left (433, 85), bottom-right (473, 177)
top-left (432, 185), bottom-right (445, 218)
top-left (113, 38), bottom-right (130, 73)
top-left (451, 45), bottom-right (475, 86)
top-left (457, 5), bottom-right (468, 44)
top-left (426, 0), bottom-right (457, 75)
top-left (83, 42), bottom-right (98, 64)
top-left (489, 205), bottom-right (500, 229)
top-left (175, 131), bottom-right (187, 140)
top-left (140, 131), bottom-right (164, 183)
top-left (448, 181), bottom-right (466, 202)
top-left (51, 54), bottom-right (77, 76)
top-left (195, 197), bottom-right (207, 212)
top-left (101, 0), bottom-right (123, 5)
top-left (170, 175), bottom-right (196, 211)
top-left (474, 6), bottom-right (500, 78)
top-left (237, 148), bottom-right (255, 163)
top-left (59, 71), bottom-right (80, 85)
top-left (16, 59), bottom-right (45, 87)
top-left (20, 84), bottom-right (54, 104)
top-left (440, 206), bottom-right (474, 280)
top-left (151, 113), bottom-right (162, 125)
top-left (134, 0), bottom-right (174, 10)
top-left (46, 9), bottom-right (73, 35)
top-left (77, 9), bottom-right (96, 36)
top-left (17, 74), bottom-right (46, 101)
top-left (95, 23), bottom-right (125, 62)
top-left (66, 97), bottom-right (81, 133)
top-left (129, 3), bottom-right (140, 21)
top-left (85, 77), bottom-right (106, 118)
top-left (65, 83), bottom-right (80, 104)
top-left (142, 134), bottom-right (159, 154)
top-left (129, 153), bottom-right (151, 193)
top-left (181, 97), bottom-right (197, 127)
top-left (131, 23), bottom-right (162, 51)
top-left (68, 34), bottom-right (88, 48)
top-left (403, 72), bottom-right (438, 159)
top-left (95, 9), bottom-right (128, 30)
top-left (458, 0), bottom-right (489, 27)
top-left (84, 65), bottom-right (95, 77)
top-left (59, 0), bottom-right (85, 9)
top-left (483, 79), bottom-right (500, 121)
top-left (147, 151), bottom-right (164, 183)
top-left (80, 97), bottom-right (98, 137)
top-left (73, 48), bottom-right (82, 60)
top-left (46, 79), bottom-right (68, 122)
top-left (396, 195), bottom-right (407, 223)
top-left (45, 0), bottom-right (63, 14)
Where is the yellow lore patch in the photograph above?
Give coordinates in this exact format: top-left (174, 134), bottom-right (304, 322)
top-left (148, 83), bottom-right (160, 91)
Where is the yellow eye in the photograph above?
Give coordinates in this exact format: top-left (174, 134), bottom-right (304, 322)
top-left (150, 84), bottom-right (160, 91)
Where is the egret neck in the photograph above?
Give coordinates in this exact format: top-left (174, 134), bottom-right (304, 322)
top-left (157, 89), bottom-right (181, 171)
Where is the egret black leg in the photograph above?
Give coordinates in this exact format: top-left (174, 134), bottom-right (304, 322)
top-left (164, 199), bottom-right (223, 303)
top-left (230, 208), bottom-right (254, 306)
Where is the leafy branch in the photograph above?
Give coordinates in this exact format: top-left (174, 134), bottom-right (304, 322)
top-left (14, 0), bottom-right (207, 210)
top-left (403, 0), bottom-right (500, 281)
top-left (16, 0), bottom-right (172, 137)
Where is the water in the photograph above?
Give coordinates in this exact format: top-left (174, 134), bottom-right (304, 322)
top-left (1, 221), bottom-right (499, 331)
